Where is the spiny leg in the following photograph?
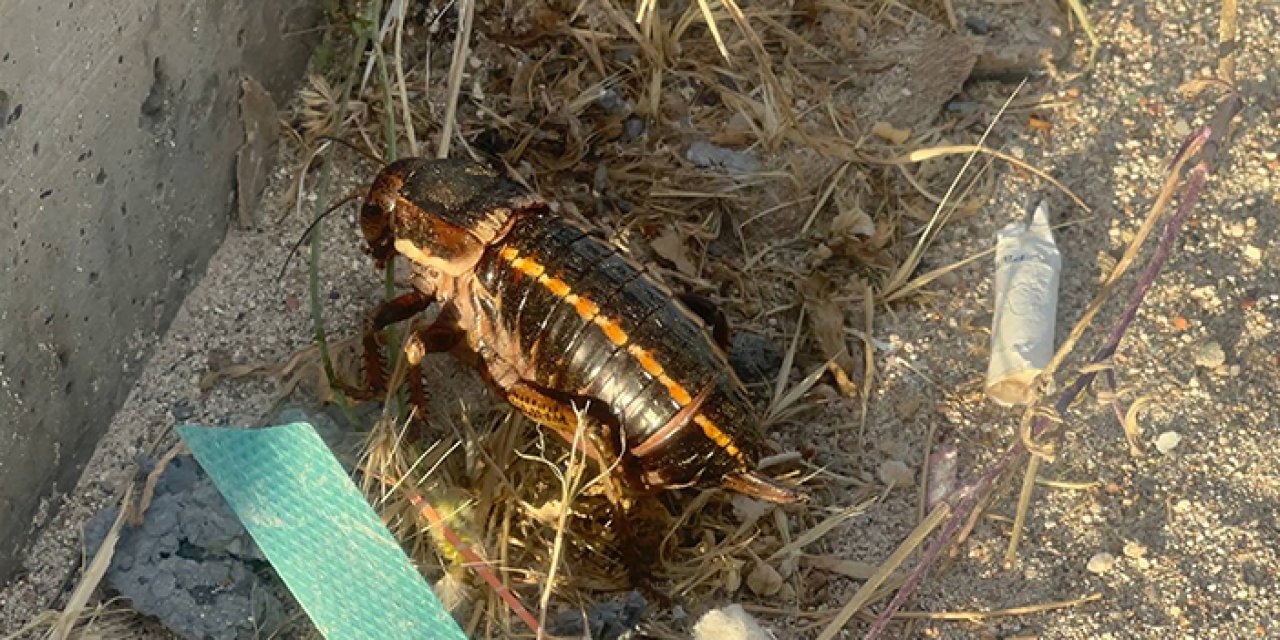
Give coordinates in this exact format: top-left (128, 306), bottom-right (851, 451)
top-left (339, 290), bottom-right (434, 401)
top-left (401, 318), bottom-right (464, 438)
top-left (503, 382), bottom-right (626, 493)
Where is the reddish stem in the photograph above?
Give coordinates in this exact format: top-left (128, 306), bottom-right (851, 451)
top-left (389, 478), bottom-right (546, 637)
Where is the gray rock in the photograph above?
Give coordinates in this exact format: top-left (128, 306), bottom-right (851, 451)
top-left (597, 89), bottom-right (633, 115)
top-left (85, 455), bottom-right (300, 640)
top-left (546, 590), bottom-right (647, 640)
top-left (171, 400), bottom-right (195, 422)
top-left (729, 332), bottom-right (785, 385)
top-left (946, 100), bottom-right (981, 114)
top-left (1192, 340), bottom-right (1226, 369)
top-left (964, 16), bottom-right (990, 35)
top-left (685, 140), bottom-right (762, 174)
top-left (624, 117), bottom-right (647, 140)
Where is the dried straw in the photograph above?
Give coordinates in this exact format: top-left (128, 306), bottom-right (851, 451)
top-left (274, 0), bottom-right (1114, 636)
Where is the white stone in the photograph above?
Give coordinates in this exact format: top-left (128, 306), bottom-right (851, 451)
top-left (1155, 431), bottom-right (1183, 455)
top-left (1087, 552), bottom-right (1117, 575)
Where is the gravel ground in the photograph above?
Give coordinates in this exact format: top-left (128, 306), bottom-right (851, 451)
top-left (862, 2), bottom-right (1278, 638)
top-left (2, 1), bottom-right (1277, 638)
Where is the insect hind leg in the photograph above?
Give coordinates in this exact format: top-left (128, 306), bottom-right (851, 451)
top-left (676, 292), bottom-right (732, 351)
top-left (502, 382), bottom-right (664, 593)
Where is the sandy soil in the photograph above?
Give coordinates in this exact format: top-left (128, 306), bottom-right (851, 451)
top-left (2, 1), bottom-right (1277, 639)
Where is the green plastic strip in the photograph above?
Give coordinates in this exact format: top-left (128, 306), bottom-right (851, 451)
top-left (177, 423), bottom-right (468, 640)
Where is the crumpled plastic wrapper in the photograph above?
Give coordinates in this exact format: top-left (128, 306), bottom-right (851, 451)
top-left (986, 200), bottom-right (1061, 406)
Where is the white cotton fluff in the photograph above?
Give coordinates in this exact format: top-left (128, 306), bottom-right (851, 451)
top-left (692, 604), bottom-right (773, 640)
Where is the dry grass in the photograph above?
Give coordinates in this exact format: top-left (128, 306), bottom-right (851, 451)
top-left (278, 0), bottom-right (1083, 637)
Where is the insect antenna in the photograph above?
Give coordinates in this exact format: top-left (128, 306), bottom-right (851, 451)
top-left (275, 192), bottom-right (364, 283)
top-left (273, 136), bottom-right (388, 284)
top-left (316, 135), bottom-right (388, 168)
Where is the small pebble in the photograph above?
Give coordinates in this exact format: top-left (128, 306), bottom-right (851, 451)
top-left (730, 494), bottom-right (771, 524)
top-left (596, 88), bottom-right (631, 115)
top-left (1192, 340), bottom-right (1226, 369)
top-left (728, 332), bottom-right (784, 384)
top-left (685, 140), bottom-right (762, 174)
top-left (878, 460), bottom-right (914, 488)
top-left (1123, 541), bottom-right (1148, 559)
top-left (1155, 431), bottom-right (1182, 455)
top-left (170, 401), bottom-right (194, 422)
top-left (746, 562), bottom-right (783, 596)
top-left (1087, 552), bottom-right (1117, 575)
top-left (963, 16), bottom-right (990, 35)
top-left (1243, 245), bottom-right (1263, 263)
top-left (871, 121), bottom-right (911, 145)
top-left (925, 447), bottom-right (958, 509)
top-left (624, 117), bottom-right (646, 140)
top-left (544, 590), bottom-right (646, 640)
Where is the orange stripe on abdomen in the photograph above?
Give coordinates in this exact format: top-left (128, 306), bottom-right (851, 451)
top-left (492, 239), bottom-right (746, 464)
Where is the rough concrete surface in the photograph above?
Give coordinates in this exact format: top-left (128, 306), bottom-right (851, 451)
top-left (0, 1), bottom-right (319, 584)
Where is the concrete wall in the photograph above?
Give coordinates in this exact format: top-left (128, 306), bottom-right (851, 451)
top-left (0, 1), bottom-right (320, 581)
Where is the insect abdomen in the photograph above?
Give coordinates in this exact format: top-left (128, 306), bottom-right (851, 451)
top-left (475, 213), bottom-right (754, 474)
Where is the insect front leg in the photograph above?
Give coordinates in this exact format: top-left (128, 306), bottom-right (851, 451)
top-left (401, 315), bottom-right (464, 426)
top-left (339, 290), bottom-right (435, 400)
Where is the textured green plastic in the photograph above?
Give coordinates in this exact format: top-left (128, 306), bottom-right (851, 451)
top-left (177, 423), bottom-right (468, 640)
